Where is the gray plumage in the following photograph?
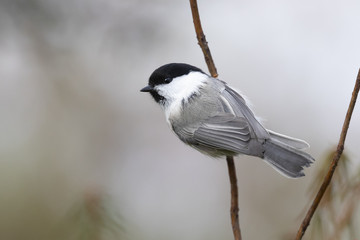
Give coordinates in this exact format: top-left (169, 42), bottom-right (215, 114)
top-left (141, 63), bottom-right (314, 178)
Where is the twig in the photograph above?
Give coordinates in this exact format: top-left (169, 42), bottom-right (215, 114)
top-left (189, 0), bottom-right (218, 78)
top-left (227, 156), bottom-right (242, 240)
top-left (189, 1), bottom-right (241, 239)
top-left (295, 68), bottom-right (360, 240)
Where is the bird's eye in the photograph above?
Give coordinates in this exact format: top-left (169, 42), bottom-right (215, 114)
top-left (164, 78), bottom-right (172, 84)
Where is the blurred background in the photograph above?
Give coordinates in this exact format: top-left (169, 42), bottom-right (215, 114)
top-left (1, 0), bottom-right (360, 239)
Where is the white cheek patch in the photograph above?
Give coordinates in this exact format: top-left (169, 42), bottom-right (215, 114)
top-left (155, 71), bottom-right (208, 121)
top-left (156, 71), bottom-right (208, 100)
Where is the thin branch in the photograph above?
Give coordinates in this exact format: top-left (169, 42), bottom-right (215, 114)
top-left (227, 156), bottom-right (242, 240)
top-left (189, 1), bottom-right (241, 240)
top-left (189, 0), bottom-right (218, 78)
top-left (295, 69), bottom-right (360, 240)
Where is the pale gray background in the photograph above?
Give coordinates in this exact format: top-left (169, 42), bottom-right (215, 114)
top-left (1, 0), bottom-right (360, 239)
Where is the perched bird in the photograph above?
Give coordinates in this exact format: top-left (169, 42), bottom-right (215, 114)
top-left (141, 63), bottom-right (314, 178)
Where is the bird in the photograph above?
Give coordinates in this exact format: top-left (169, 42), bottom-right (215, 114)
top-left (140, 63), bottom-right (314, 178)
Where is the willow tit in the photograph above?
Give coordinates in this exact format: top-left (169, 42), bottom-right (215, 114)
top-left (141, 63), bottom-right (314, 178)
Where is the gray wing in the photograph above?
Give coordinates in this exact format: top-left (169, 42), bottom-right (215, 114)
top-left (192, 114), bottom-right (253, 155)
top-left (221, 85), bottom-right (269, 139)
top-left (175, 80), bottom-right (269, 156)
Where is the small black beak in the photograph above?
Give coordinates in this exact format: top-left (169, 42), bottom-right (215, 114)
top-left (140, 85), bottom-right (153, 92)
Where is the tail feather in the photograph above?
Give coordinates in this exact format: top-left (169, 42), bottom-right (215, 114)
top-left (267, 130), bottom-right (310, 150)
top-left (263, 138), bottom-right (314, 178)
